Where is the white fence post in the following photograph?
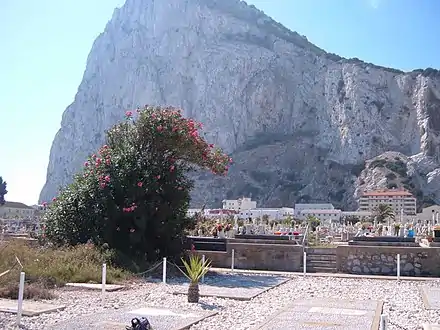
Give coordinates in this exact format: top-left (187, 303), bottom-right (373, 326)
top-left (396, 254), bottom-right (400, 281)
top-left (101, 263), bottom-right (107, 303)
top-left (380, 313), bottom-right (388, 330)
top-left (231, 249), bottom-right (235, 271)
top-left (202, 255), bottom-right (205, 283)
top-left (162, 257), bottom-right (167, 284)
top-left (303, 252), bottom-right (307, 277)
top-left (16, 271), bottom-right (25, 326)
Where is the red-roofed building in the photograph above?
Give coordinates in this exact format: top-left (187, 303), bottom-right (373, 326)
top-left (358, 189), bottom-right (416, 215)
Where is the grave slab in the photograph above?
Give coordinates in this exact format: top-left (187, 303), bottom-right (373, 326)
top-left (423, 324), bottom-right (440, 330)
top-left (255, 298), bottom-right (383, 330)
top-left (173, 274), bottom-right (289, 300)
top-left (48, 306), bottom-right (217, 330)
top-left (419, 287), bottom-right (440, 310)
top-left (0, 299), bottom-right (66, 316)
top-left (65, 283), bottom-right (125, 291)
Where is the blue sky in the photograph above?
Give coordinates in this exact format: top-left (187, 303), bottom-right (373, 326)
top-left (0, 0), bottom-right (438, 205)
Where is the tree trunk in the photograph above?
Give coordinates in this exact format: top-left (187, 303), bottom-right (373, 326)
top-left (187, 281), bottom-right (199, 303)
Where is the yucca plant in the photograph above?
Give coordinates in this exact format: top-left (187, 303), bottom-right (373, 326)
top-left (181, 254), bottom-right (211, 303)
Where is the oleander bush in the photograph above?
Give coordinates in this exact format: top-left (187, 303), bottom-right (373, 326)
top-left (43, 105), bottom-right (231, 268)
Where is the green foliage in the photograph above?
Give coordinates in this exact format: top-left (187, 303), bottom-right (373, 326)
top-left (386, 182), bottom-right (398, 189)
top-left (369, 159), bottom-right (386, 169)
top-left (0, 241), bottom-right (128, 299)
top-left (385, 173), bottom-right (397, 180)
top-left (307, 215), bottom-right (321, 231)
top-left (181, 254), bottom-right (211, 283)
top-left (43, 106), bottom-right (230, 266)
top-left (0, 177), bottom-right (7, 206)
top-left (374, 204), bottom-right (395, 223)
top-left (385, 160), bottom-right (407, 177)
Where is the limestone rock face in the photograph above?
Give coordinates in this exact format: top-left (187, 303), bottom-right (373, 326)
top-left (39, 0), bottom-right (440, 209)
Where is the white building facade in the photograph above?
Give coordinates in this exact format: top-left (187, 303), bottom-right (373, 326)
top-left (238, 207), bottom-right (294, 220)
top-left (222, 197), bottom-right (257, 211)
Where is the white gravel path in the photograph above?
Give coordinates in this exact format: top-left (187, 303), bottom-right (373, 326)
top-left (1, 274), bottom-right (440, 330)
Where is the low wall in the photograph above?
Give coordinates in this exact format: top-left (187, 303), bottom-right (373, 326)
top-left (336, 246), bottom-right (440, 276)
top-left (194, 240), bottom-right (303, 272)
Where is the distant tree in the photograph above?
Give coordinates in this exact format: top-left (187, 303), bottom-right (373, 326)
top-left (0, 177), bottom-right (7, 206)
top-left (306, 215), bottom-right (321, 232)
top-left (344, 215), bottom-right (360, 225)
top-left (374, 204), bottom-right (395, 223)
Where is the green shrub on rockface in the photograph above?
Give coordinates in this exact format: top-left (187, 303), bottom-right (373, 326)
top-left (43, 106), bottom-right (231, 265)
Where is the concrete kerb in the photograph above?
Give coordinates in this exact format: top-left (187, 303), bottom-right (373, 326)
top-left (173, 276), bottom-right (290, 301)
top-left (252, 298), bottom-right (383, 330)
top-left (65, 283), bottom-right (125, 291)
top-left (0, 299), bottom-right (66, 316)
top-left (210, 267), bottom-right (440, 282)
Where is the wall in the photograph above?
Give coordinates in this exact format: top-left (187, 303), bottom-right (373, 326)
top-left (194, 239), bottom-right (303, 272)
top-left (336, 246), bottom-right (440, 276)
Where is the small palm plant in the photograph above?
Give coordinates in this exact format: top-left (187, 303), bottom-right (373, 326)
top-left (181, 254), bottom-right (211, 303)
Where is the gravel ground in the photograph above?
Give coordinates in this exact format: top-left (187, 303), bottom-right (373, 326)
top-left (1, 273), bottom-right (440, 330)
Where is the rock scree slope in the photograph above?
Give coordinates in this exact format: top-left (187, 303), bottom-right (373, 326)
top-left (40, 0), bottom-right (440, 210)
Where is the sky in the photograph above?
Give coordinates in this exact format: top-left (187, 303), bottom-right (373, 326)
top-left (0, 0), bottom-right (439, 205)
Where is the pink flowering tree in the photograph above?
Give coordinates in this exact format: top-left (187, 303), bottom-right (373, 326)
top-left (44, 105), bottom-right (230, 265)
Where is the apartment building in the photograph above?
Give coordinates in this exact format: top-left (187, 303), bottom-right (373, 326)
top-left (0, 201), bottom-right (36, 219)
top-left (222, 197), bottom-right (257, 211)
top-left (294, 203), bottom-right (335, 217)
top-left (358, 190), bottom-right (417, 215)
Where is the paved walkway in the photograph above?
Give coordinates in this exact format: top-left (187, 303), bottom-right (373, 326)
top-left (48, 306), bottom-right (216, 330)
top-left (210, 267), bottom-right (440, 281)
top-left (0, 299), bottom-right (66, 316)
top-left (255, 298), bottom-right (382, 330)
top-left (420, 287), bottom-right (440, 309)
top-left (173, 274), bottom-right (289, 300)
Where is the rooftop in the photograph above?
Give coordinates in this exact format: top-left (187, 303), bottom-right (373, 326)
top-left (300, 209), bottom-right (341, 214)
top-left (361, 190), bottom-right (413, 197)
top-left (0, 201), bottom-right (34, 209)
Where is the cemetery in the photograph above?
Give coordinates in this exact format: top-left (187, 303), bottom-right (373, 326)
top-left (1, 109), bottom-right (440, 329)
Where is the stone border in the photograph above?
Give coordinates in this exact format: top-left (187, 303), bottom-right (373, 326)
top-left (65, 283), bottom-right (125, 292)
top-left (253, 299), bottom-right (383, 330)
top-left (419, 286), bottom-right (434, 309)
top-left (94, 310), bottom-right (218, 330)
top-left (0, 299), bottom-right (66, 316)
top-left (211, 267), bottom-right (440, 281)
top-left (173, 278), bottom-right (290, 301)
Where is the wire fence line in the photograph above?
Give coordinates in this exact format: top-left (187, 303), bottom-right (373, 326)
top-left (134, 260), bottom-right (164, 276)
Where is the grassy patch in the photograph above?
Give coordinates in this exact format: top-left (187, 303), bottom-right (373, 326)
top-left (0, 240), bottom-right (130, 299)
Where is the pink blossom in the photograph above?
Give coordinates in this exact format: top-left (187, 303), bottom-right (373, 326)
top-left (104, 175), bottom-right (111, 182)
top-left (84, 161), bottom-right (89, 167)
top-left (100, 183), bottom-right (106, 189)
top-left (137, 182), bottom-right (143, 187)
top-left (157, 125), bottom-right (164, 132)
top-left (170, 165), bottom-right (175, 172)
top-left (52, 197), bottom-right (56, 202)
top-left (125, 111), bottom-right (133, 117)
top-left (156, 175), bottom-right (161, 179)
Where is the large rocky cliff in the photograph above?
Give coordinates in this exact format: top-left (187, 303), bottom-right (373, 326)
top-left (40, 0), bottom-right (440, 210)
